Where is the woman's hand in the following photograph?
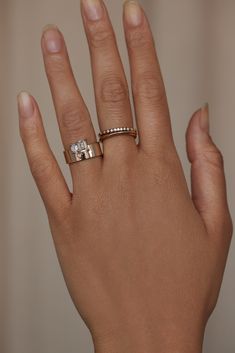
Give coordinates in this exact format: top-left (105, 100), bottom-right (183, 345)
top-left (18, 1), bottom-right (233, 352)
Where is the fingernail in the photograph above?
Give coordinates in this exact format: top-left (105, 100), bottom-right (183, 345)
top-left (42, 24), bottom-right (62, 53)
top-left (18, 92), bottom-right (35, 118)
top-left (200, 102), bottom-right (210, 133)
top-left (81, 0), bottom-right (104, 21)
top-left (124, 0), bottom-right (143, 27)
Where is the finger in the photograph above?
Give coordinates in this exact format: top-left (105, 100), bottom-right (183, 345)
top-left (18, 92), bottom-right (72, 219)
top-left (81, 0), bottom-right (136, 153)
top-left (41, 25), bottom-right (102, 173)
top-left (186, 104), bottom-right (233, 242)
top-left (123, 1), bottom-right (174, 154)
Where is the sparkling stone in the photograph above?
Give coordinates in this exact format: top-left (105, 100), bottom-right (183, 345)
top-left (77, 140), bottom-right (87, 150)
top-left (71, 143), bottom-right (79, 153)
top-left (71, 140), bottom-right (87, 153)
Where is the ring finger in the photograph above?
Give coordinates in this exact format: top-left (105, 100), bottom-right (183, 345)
top-left (41, 25), bottom-right (102, 181)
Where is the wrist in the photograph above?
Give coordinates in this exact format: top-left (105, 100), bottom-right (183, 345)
top-left (92, 320), bottom-right (205, 353)
top-left (94, 339), bottom-right (203, 353)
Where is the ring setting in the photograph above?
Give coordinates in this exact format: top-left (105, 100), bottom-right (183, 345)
top-left (64, 139), bottom-right (103, 164)
top-left (70, 140), bottom-right (88, 155)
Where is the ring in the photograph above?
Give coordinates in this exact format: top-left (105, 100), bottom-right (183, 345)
top-left (64, 139), bottom-right (103, 164)
top-left (99, 127), bottom-right (137, 142)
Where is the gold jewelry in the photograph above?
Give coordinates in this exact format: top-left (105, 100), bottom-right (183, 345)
top-left (64, 139), bottom-right (103, 164)
top-left (99, 127), bottom-right (137, 142)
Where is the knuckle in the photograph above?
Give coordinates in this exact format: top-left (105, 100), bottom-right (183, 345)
top-left (46, 55), bottom-right (65, 77)
top-left (202, 145), bottom-right (224, 169)
top-left (133, 73), bottom-right (166, 108)
top-left (61, 101), bottom-right (90, 134)
top-left (144, 149), bottom-right (181, 187)
top-left (30, 155), bottom-right (55, 181)
top-left (100, 76), bottom-right (129, 104)
top-left (89, 26), bottom-right (114, 48)
top-left (126, 29), bottom-right (152, 49)
top-left (20, 118), bottom-right (38, 141)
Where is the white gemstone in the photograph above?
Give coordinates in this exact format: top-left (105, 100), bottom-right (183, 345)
top-left (71, 140), bottom-right (87, 153)
top-left (77, 140), bottom-right (87, 150)
top-left (71, 143), bottom-right (79, 153)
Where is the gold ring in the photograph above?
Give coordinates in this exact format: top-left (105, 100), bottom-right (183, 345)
top-left (64, 139), bottom-right (103, 164)
top-left (99, 127), bottom-right (137, 142)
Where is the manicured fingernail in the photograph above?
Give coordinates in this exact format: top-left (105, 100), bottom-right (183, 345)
top-left (42, 24), bottom-right (62, 53)
top-left (81, 0), bottom-right (104, 21)
top-left (18, 92), bottom-right (35, 118)
top-left (124, 0), bottom-right (143, 27)
top-left (200, 102), bottom-right (210, 133)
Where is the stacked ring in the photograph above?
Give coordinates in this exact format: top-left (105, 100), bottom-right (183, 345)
top-left (64, 139), bottom-right (103, 164)
top-left (99, 127), bottom-right (137, 142)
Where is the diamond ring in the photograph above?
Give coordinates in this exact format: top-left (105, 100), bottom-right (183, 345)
top-left (64, 139), bottom-right (103, 164)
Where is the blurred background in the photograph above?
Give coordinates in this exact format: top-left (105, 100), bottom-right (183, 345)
top-left (0, 0), bottom-right (235, 352)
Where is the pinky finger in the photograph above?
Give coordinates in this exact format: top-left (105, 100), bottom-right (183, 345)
top-left (18, 92), bottom-right (72, 219)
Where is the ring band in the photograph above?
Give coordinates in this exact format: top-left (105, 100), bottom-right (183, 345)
top-left (99, 127), bottom-right (137, 142)
top-left (64, 139), bottom-right (103, 164)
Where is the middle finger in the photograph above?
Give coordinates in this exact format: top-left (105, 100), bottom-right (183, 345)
top-left (81, 0), bottom-right (137, 153)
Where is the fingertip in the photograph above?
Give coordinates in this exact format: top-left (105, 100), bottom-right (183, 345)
top-left (186, 106), bottom-right (202, 137)
top-left (17, 91), bottom-right (35, 119)
top-left (18, 92), bottom-right (42, 143)
top-left (123, 0), bottom-right (144, 28)
top-left (186, 103), bottom-right (211, 162)
top-left (41, 25), bottom-right (64, 55)
top-left (199, 102), bottom-right (210, 133)
top-left (188, 103), bottom-right (209, 134)
top-left (42, 24), bottom-right (59, 34)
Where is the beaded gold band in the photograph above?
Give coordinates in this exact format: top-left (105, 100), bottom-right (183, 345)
top-left (99, 127), bottom-right (137, 142)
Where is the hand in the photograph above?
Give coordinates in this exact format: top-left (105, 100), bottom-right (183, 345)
top-left (18, 1), bottom-right (233, 352)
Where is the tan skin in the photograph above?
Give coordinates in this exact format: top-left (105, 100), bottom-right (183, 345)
top-left (17, 1), bottom-right (233, 352)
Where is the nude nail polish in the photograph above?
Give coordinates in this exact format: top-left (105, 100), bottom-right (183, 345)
top-left (82, 0), bottom-right (104, 21)
top-left (43, 25), bottom-right (62, 53)
top-left (200, 103), bottom-right (210, 133)
top-left (18, 92), bottom-right (34, 118)
top-left (124, 0), bottom-right (143, 27)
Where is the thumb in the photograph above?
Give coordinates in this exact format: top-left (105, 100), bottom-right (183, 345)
top-left (186, 103), bottom-right (233, 240)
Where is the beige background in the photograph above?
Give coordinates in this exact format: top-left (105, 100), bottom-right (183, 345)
top-left (0, 0), bottom-right (235, 352)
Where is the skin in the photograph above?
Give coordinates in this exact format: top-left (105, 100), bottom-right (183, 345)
top-left (17, 1), bottom-right (233, 352)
